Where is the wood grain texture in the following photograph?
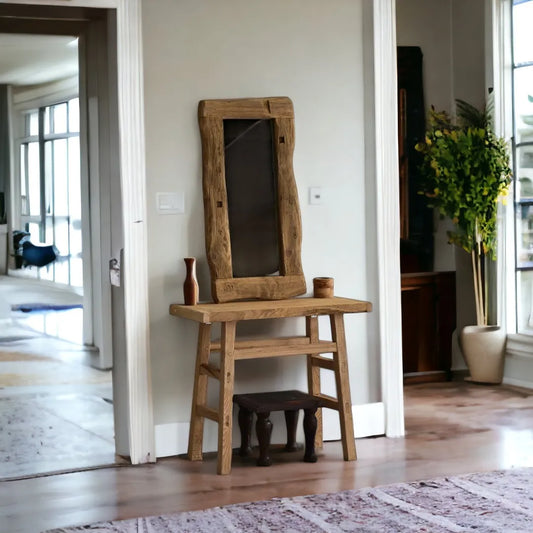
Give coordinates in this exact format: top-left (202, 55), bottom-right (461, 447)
top-left (197, 97), bottom-right (306, 302)
top-left (309, 355), bottom-right (336, 371)
top-left (169, 296), bottom-right (372, 324)
top-left (273, 117), bottom-right (304, 278)
top-left (199, 363), bottom-right (220, 380)
top-left (313, 277), bottom-right (334, 298)
top-left (214, 275), bottom-right (307, 303)
top-left (401, 272), bottom-right (456, 381)
top-left (330, 313), bottom-right (357, 461)
top-left (312, 393), bottom-right (340, 411)
top-left (199, 115), bottom-right (233, 287)
top-left (210, 336), bottom-right (311, 351)
top-left (218, 321), bottom-right (236, 475)
top-left (196, 405), bottom-right (219, 423)
top-left (202, 337), bottom-right (339, 362)
top-left (306, 315), bottom-right (323, 447)
top-left (233, 341), bottom-right (337, 360)
top-left (187, 323), bottom-right (212, 461)
top-left (198, 97), bottom-right (294, 119)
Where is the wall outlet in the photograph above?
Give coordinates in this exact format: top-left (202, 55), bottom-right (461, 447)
top-left (309, 187), bottom-right (323, 205)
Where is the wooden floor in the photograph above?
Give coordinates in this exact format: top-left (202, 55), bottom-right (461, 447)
top-left (2, 380), bottom-right (532, 533)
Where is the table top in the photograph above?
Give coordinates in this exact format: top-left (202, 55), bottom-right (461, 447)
top-left (169, 296), bottom-right (372, 323)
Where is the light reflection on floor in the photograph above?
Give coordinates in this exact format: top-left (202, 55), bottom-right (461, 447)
top-left (13, 307), bottom-right (84, 345)
top-left (501, 428), bottom-right (533, 469)
top-left (0, 304), bottom-right (120, 480)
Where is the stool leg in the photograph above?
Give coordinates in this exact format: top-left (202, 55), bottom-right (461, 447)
top-left (306, 315), bottom-right (323, 449)
top-left (284, 409), bottom-right (299, 452)
top-left (303, 407), bottom-right (318, 463)
top-left (256, 412), bottom-right (272, 466)
top-left (218, 321), bottom-right (237, 475)
top-left (188, 323), bottom-right (211, 461)
top-left (238, 407), bottom-right (253, 457)
top-left (330, 313), bottom-right (357, 461)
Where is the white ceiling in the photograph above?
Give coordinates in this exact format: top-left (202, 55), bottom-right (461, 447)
top-left (0, 33), bottom-right (78, 86)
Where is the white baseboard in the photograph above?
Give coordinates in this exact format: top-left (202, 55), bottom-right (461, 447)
top-left (155, 422), bottom-right (190, 458)
top-left (155, 402), bottom-right (386, 458)
top-left (502, 376), bottom-right (533, 390)
top-left (503, 347), bottom-right (533, 390)
top-left (323, 402), bottom-right (385, 440)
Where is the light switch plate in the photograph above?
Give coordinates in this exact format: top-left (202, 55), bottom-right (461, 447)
top-left (156, 192), bottom-right (185, 214)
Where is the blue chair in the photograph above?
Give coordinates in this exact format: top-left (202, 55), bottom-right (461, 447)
top-left (21, 240), bottom-right (59, 268)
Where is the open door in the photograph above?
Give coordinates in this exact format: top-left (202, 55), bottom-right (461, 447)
top-left (78, 13), bottom-right (120, 370)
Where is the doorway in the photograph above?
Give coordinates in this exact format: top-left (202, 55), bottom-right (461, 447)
top-left (0, 6), bottom-right (121, 478)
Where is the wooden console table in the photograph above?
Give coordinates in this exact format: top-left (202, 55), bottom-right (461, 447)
top-left (169, 296), bottom-right (372, 474)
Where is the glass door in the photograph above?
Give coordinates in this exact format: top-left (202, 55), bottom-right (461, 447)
top-left (18, 97), bottom-right (82, 287)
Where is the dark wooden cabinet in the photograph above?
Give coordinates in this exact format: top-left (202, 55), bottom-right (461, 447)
top-left (401, 272), bottom-right (456, 383)
top-left (397, 46), bottom-right (433, 273)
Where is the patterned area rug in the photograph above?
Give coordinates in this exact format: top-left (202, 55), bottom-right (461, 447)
top-left (46, 467), bottom-right (533, 532)
top-left (0, 392), bottom-right (117, 479)
top-left (0, 351), bottom-right (110, 387)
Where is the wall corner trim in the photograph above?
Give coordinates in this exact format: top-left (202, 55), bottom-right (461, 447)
top-left (373, 0), bottom-right (405, 438)
top-left (116, 0), bottom-right (155, 464)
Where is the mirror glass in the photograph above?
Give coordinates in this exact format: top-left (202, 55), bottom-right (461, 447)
top-left (223, 118), bottom-right (280, 277)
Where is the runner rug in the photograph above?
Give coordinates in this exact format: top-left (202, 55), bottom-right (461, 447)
top-left (46, 467), bottom-right (533, 532)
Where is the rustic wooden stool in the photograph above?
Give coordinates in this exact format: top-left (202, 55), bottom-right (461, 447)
top-left (233, 390), bottom-right (321, 466)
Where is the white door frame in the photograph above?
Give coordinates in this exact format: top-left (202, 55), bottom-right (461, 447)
top-left (114, 0), bottom-right (155, 462)
top-left (372, 0), bottom-right (405, 438)
top-left (5, 0), bottom-right (403, 459)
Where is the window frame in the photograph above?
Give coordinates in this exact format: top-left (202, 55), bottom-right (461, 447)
top-left (493, 0), bottom-right (533, 355)
top-left (13, 83), bottom-right (82, 287)
top-left (510, 0), bottom-right (533, 336)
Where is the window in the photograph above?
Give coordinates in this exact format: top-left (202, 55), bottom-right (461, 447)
top-left (511, 0), bottom-right (533, 333)
top-left (18, 97), bottom-right (82, 287)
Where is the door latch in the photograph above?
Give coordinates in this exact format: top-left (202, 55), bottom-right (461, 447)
top-left (109, 257), bottom-right (121, 287)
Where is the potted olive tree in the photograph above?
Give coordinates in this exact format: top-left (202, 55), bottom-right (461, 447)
top-left (416, 100), bottom-right (512, 383)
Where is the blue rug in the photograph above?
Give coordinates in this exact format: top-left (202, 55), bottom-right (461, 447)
top-left (12, 303), bottom-right (83, 313)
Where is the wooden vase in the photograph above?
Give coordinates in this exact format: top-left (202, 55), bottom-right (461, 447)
top-left (313, 277), bottom-right (334, 298)
top-left (183, 257), bottom-right (199, 305)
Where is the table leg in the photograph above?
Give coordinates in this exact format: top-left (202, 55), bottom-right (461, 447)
top-left (330, 313), bottom-right (357, 461)
top-left (306, 315), bottom-right (323, 448)
top-left (217, 320), bottom-right (237, 475)
top-left (303, 407), bottom-right (318, 463)
top-left (256, 412), bottom-right (273, 466)
top-left (238, 407), bottom-right (253, 457)
top-left (188, 322), bottom-right (211, 461)
top-left (284, 409), bottom-right (299, 452)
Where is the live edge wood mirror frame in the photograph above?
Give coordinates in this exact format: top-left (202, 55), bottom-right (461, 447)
top-left (198, 97), bottom-right (306, 303)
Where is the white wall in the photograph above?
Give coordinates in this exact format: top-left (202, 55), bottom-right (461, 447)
top-left (142, 0), bottom-right (380, 454)
top-left (452, 0), bottom-right (487, 109)
top-left (396, 0), bottom-right (485, 119)
top-left (396, 0), bottom-right (453, 112)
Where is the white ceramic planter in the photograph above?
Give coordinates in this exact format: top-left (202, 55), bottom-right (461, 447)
top-left (459, 325), bottom-right (507, 384)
